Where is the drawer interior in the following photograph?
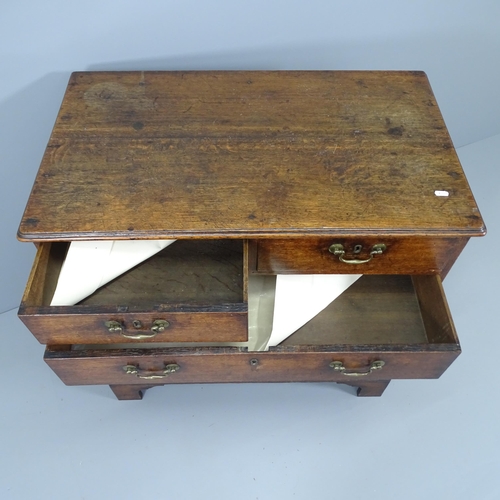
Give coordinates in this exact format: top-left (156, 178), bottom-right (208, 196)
top-left (68, 274), bottom-right (458, 351)
top-left (248, 274), bottom-right (458, 350)
top-left (23, 240), bottom-right (247, 309)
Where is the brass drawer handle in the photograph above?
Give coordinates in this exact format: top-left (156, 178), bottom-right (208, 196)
top-left (150, 320), bottom-right (170, 334)
top-left (328, 243), bottom-right (386, 264)
top-left (123, 363), bottom-right (180, 379)
top-left (105, 320), bottom-right (123, 333)
top-left (105, 319), bottom-right (170, 339)
top-left (329, 360), bottom-right (385, 376)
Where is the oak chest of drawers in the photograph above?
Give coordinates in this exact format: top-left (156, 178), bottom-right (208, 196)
top-left (18, 71), bottom-right (485, 399)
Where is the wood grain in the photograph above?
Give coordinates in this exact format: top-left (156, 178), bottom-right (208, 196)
top-left (253, 236), bottom-right (468, 277)
top-left (18, 71), bottom-right (485, 241)
top-left (280, 274), bottom-right (457, 345)
top-left (44, 344), bottom-right (460, 387)
top-left (280, 275), bottom-right (427, 346)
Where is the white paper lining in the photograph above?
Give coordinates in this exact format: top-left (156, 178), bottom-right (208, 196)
top-left (50, 240), bottom-right (176, 306)
top-left (265, 274), bottom-right (362, 349)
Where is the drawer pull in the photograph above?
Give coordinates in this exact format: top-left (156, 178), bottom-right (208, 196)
top-left (329, 360), bottom-right (385, 376)
top-left (328, 243), bottom-right (386, 264)
top-left (123, 363), bottom-right (180, 379)
top-left (105, 320), bottom-right (124, 333)
top-left (105, 319), bottom-right (170, 339)
top-left (150, 320), bottom-right (170, 334)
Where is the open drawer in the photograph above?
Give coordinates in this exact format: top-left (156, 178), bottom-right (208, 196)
top-left (43, 274), bottom-right (461, 398)
top-left (19, 240), bottom-right (249, 344)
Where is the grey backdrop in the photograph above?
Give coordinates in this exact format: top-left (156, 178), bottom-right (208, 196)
top-left (1, 2), bottom-right (499, 499)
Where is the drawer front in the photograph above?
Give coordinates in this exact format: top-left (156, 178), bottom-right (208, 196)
top-left (19, 306), bottom-right (248, 344)
top-left (44, 344), bottom-right (460, 386)
top-left (253, 237), bottom-right (468, 276)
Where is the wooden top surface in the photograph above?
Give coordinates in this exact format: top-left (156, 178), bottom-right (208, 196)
top-left (19, 71), bottom-right (485, 241)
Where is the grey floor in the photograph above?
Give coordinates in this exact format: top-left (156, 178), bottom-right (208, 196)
top-left (1, 133), bottom-right (499, 500)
